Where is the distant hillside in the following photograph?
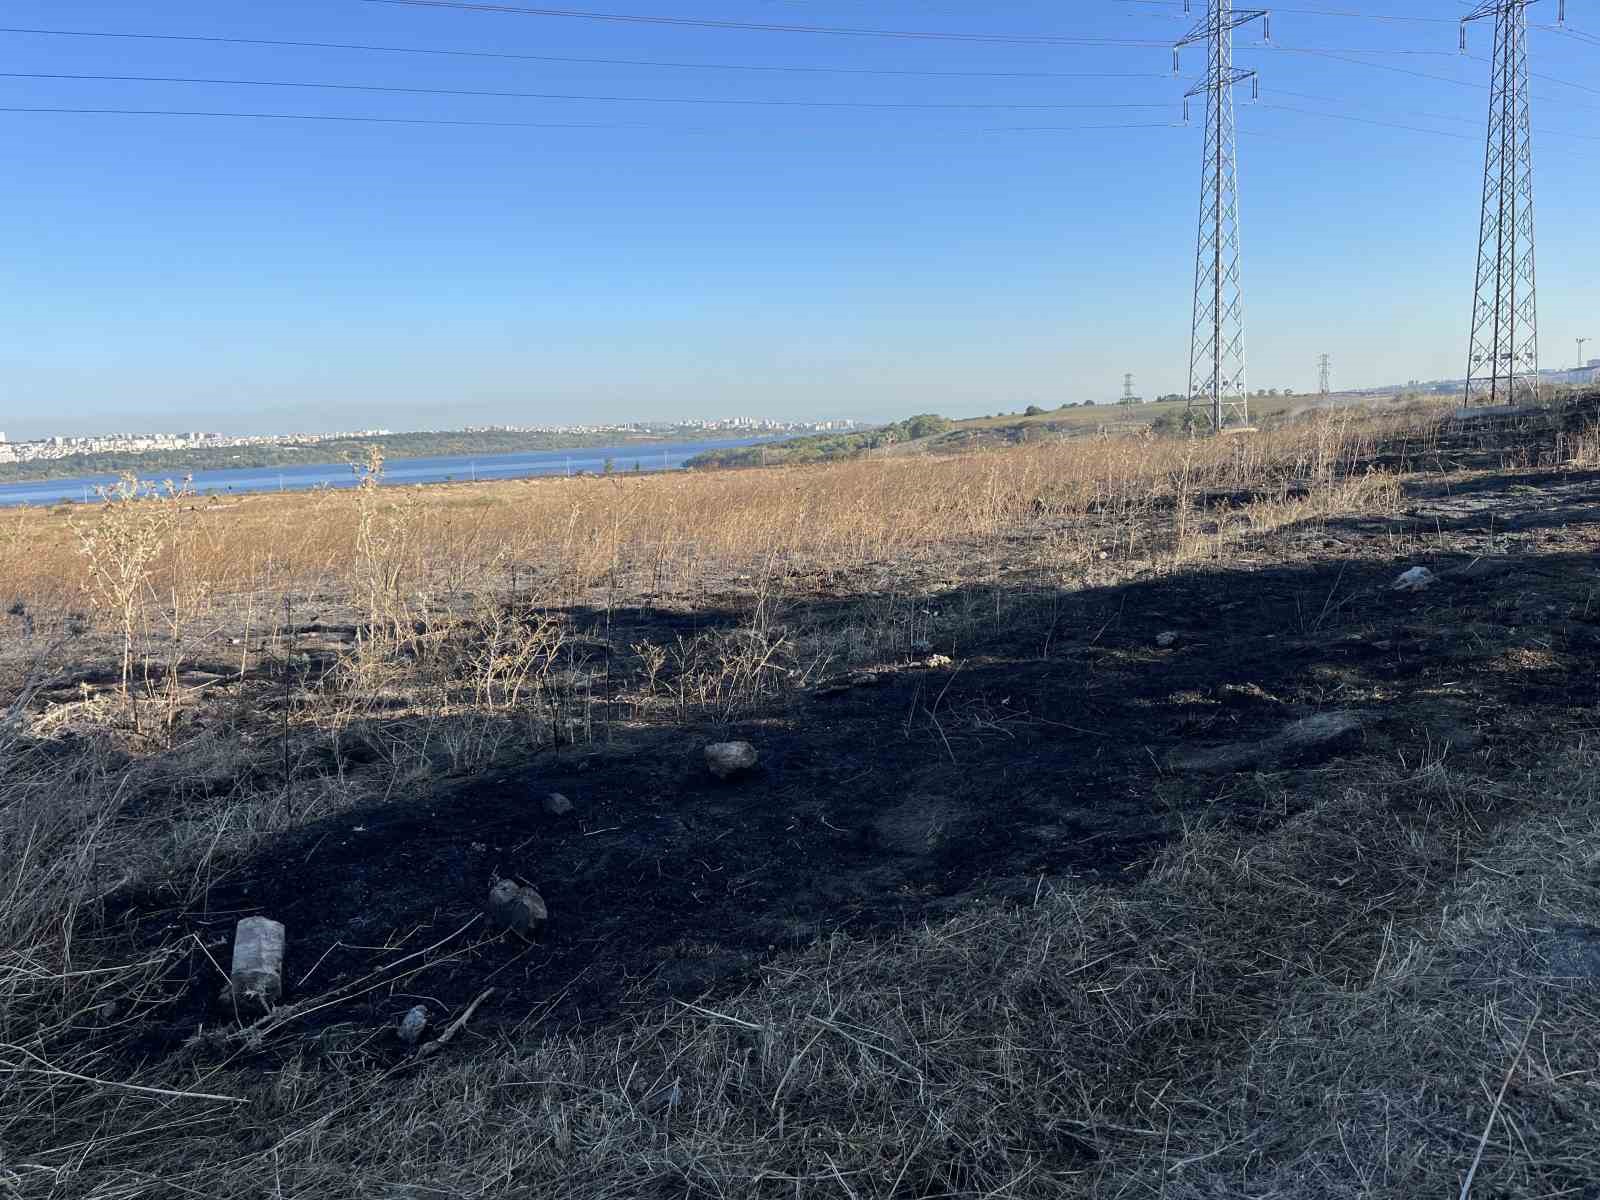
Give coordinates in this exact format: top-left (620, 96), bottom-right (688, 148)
top-left (685, 414), bottom-right (955, 469)
top-left (686, 401), bottom-right (1222, 469)
top-left (0, 427), bottom-right (717, 484)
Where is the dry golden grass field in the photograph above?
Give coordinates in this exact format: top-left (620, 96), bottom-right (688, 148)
top-left (4, 398), bottom-right (1600, 1199)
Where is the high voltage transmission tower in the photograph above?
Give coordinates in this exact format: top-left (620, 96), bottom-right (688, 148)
top-left (1123, 373), bottom-right (1137, 403)
top-left (1318, 353), bottom-right (1331, 401)
top-left (1176, 1), bottom-right (1268, 435)
top-left (1460, 0), bottom-right (1554, 407)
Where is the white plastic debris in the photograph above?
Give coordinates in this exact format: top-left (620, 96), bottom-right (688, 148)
top-left (230, 917), bottom-right (286, 1007)
top-left (1391, 566), bottom-right (1437, 593)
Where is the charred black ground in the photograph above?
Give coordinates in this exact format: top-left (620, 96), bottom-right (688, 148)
top-left (110, 457), bottom-right (1600, 1067)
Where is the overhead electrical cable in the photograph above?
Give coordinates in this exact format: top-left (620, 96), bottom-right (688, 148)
top-left (356, 0), bottom-right (1172, 46)
top-left (0, 70), bottom-right (1178, 110)
top-left (0, 104), bottom-right (1181, 135)
top-left (1114, 0), bottom-right (1456, 23)
top-left (0, 26), bottom-right (1172, 79)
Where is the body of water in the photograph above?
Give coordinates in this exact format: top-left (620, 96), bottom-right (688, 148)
top-left (0, 437), bottom-right (776, 508)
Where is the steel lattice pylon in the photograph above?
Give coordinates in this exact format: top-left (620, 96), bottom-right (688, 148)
top-left (1463, 1), bottom-right (1540, 407)
top-left (1177, 1), bottom-right (1266, 434)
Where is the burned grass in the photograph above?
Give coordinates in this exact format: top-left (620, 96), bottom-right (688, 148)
top-left (4, 404), bottom-right (1600, 1197)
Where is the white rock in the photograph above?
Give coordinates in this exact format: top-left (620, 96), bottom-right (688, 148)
top-left (705, 741), bottom-right (759, 780)
top-left (1391, 566), bottom-right (1437, 593)
top-left (230, 917), bottom-right (286, 1008)
top-left (923, 654), bottom-right (954, 669)
top-left (397, 1005), bottom-right (429, 1045)
top-left (543, 792), bottom-right (574, 816)
top-left (1155, 631), bottom-right (1180, 648)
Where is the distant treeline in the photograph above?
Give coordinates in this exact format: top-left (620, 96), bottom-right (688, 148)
top-left (0, 428), bottom-right (706, 483)
top-left (686, 415), bottom-right (952, 469)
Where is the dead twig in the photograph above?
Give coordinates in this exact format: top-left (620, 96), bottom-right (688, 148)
top-left (418, 986), bottom-right (496, 1059)
top-left (1459, 1006), bottom-right (1539, 1200)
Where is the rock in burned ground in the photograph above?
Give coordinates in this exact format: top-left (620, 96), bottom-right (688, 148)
top-left (229, 916), bottom-right (286, 1008)
top-left (1391, 566), bottom-right (1437, 592)
top-left (397, 1004), bottom-right (429, 1045)
top-left (1167, 710), bottom-right (1363, 775)
top-left (542, 792), bottom-right (574, 816)
top-left (487, 879), bottom-right (547, 936)
top-left (705, 741), bottom-right (759, 780)
top-left (1155, 631), bottom-right (1180, 648)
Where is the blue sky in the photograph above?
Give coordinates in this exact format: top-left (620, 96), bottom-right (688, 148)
top-left (1, 1), bottom-right (1596, 437)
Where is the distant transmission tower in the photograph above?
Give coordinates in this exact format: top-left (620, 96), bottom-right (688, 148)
top-left (1318, 353), bottom-right (1331, 401)
top-left (1123, 373), bottom-right (1137, 403)
top-left (1461, 0), bottom-right (1550, 407)
top-left (1176, 1), bottom-right (1268, 434)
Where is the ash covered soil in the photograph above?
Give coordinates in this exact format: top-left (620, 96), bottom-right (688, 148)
top-left (116, 461), bottom-right (1600, 1064)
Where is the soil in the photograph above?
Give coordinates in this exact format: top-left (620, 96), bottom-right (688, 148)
top-left (112, 459), bottom-right (1600, 1067)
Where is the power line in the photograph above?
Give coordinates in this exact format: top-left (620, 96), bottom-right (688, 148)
top-left (359, 0), bottom-right (1173, 46)
top-left (1255, 101), bottom-right (1476, 140)
top-left (0, 26), bottom-right (1174, 80)
top-left (0, 105), bottom-right (1183, 136)
top-left (1116, 0), bottom-right (1457, 24)
top-left (0, 107), bottom-right (640, 128)
top-left (0, 71), bottom-right (1179, 111)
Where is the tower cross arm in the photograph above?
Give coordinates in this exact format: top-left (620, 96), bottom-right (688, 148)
top-left (1461, 0), bottom-right (1538, 22)
top-left (1185, 67), bottom-right (1256, 98)
top-left (1176, 7), bottom-right (1268, 50)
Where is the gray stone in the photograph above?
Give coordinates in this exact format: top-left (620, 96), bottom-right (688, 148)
top-left (1391, 566), bottom-right (1437, 593)
top-left (705, 741), bottom-right (758, 780)
top-left (397, 1005), bottom-right (429, 1045)
top-left (487, 878), bottom-right (547, 936)
top-left (230, 917), bottom-right (286, 1008)
top-left (543, 792), bottom-right (574, 817)
top-left (1167, 710), bottom-right (1362, 774)
top-left (1155, 631), bottom-right (1180, 648)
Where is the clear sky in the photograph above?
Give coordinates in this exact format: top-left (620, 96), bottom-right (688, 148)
top-left (1, 1), bottom-right (1596, 438)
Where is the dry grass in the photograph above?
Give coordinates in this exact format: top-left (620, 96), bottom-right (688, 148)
top-left (5, 734), bottom-right (1594, 1198)
top-left (1, 406), bottom-right (1438, 619)
top-left (28, 399), bottom-right (1600, 1199)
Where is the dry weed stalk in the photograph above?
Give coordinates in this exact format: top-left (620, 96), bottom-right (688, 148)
top-left (69, 474), bottom-right (192, 719)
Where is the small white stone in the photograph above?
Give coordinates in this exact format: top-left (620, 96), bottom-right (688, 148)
top-left (397, 1005), bottom-right (429, 1046)
top-left (543, 792), bottom-right (574, 816)
top-left (705, 741), bottom-right (759, 780)
top-left (1391, 566), bottom-right (1437, 593)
